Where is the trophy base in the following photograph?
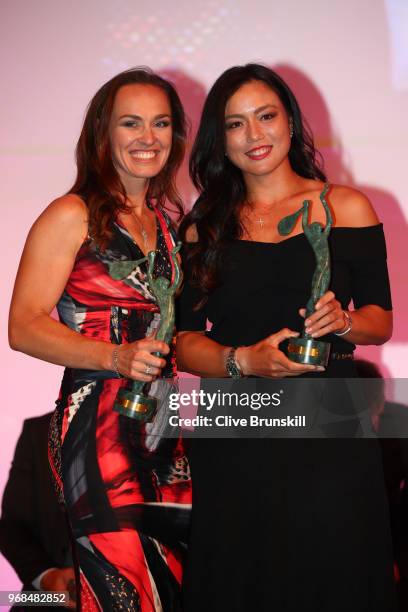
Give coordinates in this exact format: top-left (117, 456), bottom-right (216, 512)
top-left (113, 389), bottom-right (158, 422)
top-left (287, 337), bottom-right (331, 367)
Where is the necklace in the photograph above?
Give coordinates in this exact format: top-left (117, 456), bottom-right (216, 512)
top-left (246, 205), bottom-right (275, 231)
top-left (131, 207), bottom-right (150, 252)
top-left (135, 216), bottom-right (149, 250)
top-left (256, 216), bottom-right (265, 230)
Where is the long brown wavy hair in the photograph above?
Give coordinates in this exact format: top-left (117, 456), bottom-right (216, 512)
top-left (70, 67), bottom-right (187, 248)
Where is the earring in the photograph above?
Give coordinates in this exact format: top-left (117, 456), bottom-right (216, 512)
top-left (289, 118), bottom-right (294, 138)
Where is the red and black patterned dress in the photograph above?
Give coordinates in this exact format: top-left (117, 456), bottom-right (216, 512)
top-left (48, 206), bottom-right (191, 611)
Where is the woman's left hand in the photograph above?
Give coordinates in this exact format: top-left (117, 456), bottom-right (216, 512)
top-left (299, 290), bottom-right (347, 338)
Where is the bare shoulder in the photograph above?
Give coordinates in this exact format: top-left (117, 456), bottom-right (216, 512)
top-left (32, 194), bottom-right (89, 243)
top-left (185, 223), bottom-right (198, 243)
top-left (329, 185), bottom-right (380, 227)
top-left (40, 193), bottom-right (88, 225)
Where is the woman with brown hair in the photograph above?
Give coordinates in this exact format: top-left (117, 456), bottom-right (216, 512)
top-left (9, 68), bottom-right (191, 611)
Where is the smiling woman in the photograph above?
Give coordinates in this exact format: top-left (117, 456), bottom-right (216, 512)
top-left (224, 82), bottom-right (291, 171)
top-left (110, 85), bottom-right (172, 178)
top-left (177, 64), bottom-right (395, 611)
top-left (71, 70), bottom-right (185, 252)
top-left (8, 68), bottom-right (191, 611)
top-left (108, 83), bottom-right (174, 254)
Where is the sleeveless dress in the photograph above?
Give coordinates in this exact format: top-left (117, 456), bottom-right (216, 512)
top-left (48, 206), bottom-right (191, 611)
top-left (177, 189), bottom-right (397, 610)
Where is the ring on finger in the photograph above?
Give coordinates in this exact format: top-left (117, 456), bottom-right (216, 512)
top-left (145, 365), bottom-right (152, 375)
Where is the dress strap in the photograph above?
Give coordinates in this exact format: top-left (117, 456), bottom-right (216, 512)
top-left (153, 205), bottom-right (176, 284)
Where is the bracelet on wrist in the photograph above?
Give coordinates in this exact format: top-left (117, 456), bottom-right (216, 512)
top-left (112, 347), bottom-right (123, 378)
top-left (334, 311), bottom-right (352, 337)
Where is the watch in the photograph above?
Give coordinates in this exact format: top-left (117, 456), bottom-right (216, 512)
top-left (226, 347), bottom-right (243, 379)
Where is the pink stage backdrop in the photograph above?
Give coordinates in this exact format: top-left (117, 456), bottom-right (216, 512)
top-left (1, 0), bottom-right (407, 595)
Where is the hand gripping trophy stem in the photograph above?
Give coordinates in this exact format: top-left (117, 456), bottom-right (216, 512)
top-left (111, 242), bottom-right (182, 421)
top-left (277, 184), bottom-right (332, 365)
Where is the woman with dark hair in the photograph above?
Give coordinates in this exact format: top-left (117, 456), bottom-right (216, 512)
top-left (9, 68), bottom-right (191, 610)
top-left (177, 64), bottom-right (396, 610)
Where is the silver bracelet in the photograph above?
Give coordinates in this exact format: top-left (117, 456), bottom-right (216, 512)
top-left (112, 347), bottom-right (122, 378)
top-left (334, 311), bottom-right (352, 337)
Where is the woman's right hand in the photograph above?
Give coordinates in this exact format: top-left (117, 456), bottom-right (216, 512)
top-left (235, 328), bottom-right (324, 378)
top-left (113, 338), bottom-right (170, 382)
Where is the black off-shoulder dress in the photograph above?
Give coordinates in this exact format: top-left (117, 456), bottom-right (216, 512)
top-left (177, 222), bottom-right (397, 611)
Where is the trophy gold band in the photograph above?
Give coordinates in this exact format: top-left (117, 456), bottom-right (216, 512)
top-left (287, 338), bottom-right (331, 367)
top-left (114, 389), bottom-right (158, 421)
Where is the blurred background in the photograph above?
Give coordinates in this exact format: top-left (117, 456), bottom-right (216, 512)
top-left (1, 0), bottom-right (407, 591)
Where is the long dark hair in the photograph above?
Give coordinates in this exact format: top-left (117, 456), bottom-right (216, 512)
top-left (70, 67), bottom-right (186, 248)
top-left (179, 63), bottom-right (326, 301)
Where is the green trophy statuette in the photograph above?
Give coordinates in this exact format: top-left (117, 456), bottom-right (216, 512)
top-left (109, 243), bottom-right (182, 421)
top-left (277, 183), bottom-right (332, 366)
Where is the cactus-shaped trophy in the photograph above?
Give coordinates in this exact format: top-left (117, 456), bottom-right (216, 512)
top-left (277, 183), bottom-right (332, 366)
top-left (109, 243), bottom-right (182, 421)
